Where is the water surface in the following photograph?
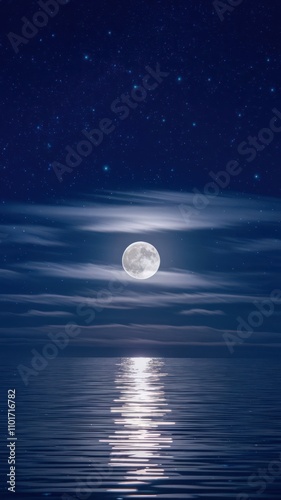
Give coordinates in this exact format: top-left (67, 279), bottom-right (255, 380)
top-left (1, 357), bottom-right (281, 499)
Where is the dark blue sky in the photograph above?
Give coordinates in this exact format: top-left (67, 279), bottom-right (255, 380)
top-left (0, 0), bottom-right (281, 357)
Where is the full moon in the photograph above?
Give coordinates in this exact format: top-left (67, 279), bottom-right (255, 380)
top-left (122, 241), bottom-right (160, 280)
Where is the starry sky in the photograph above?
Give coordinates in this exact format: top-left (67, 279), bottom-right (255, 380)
top-left (1, 0), bottom-right (281, 357)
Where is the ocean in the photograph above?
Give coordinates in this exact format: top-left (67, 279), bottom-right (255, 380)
top-left (0, 357), bottom-right (281, 499)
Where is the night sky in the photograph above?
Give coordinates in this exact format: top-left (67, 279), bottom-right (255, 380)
top-left (1, 0), bottom-right (281, 358)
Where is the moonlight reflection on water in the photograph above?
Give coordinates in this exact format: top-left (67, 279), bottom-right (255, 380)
top-left (101, 357), bottom-right (175, 493)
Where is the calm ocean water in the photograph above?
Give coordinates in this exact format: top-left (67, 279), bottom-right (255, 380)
top-left (1, 357), bottom-right (281, 499)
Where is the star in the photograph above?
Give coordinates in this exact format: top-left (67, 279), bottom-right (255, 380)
top-left (102, 165), bottom-right (110, 172)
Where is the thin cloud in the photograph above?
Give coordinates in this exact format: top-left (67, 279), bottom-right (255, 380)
top-left (14, 262), bottom-right (229, 289)
top-left (0, 323), bottom-right (280, 347)
top-left (0, 224), bottom-right (65, 246)
top-left (0, 191), bottom-right (280, 353)
top-left (179, 309), bottom-right (225, 316)
top-left (2, 192), bottom-right (281, 233)
top-left (0, 291), bottom-right (279, 309)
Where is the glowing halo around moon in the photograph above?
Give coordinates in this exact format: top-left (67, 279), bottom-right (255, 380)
top-left (122, 241), bottom-right (160, 280)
